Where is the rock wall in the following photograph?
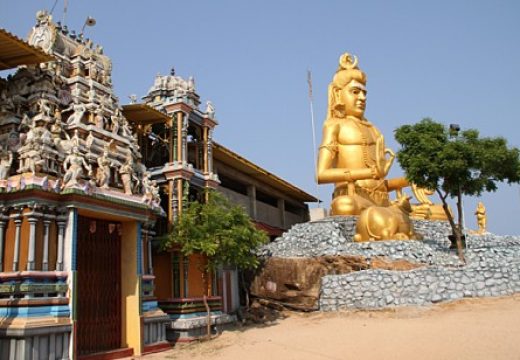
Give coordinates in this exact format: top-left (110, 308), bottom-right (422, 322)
top-left (256, 217), bottom-right (520, 311)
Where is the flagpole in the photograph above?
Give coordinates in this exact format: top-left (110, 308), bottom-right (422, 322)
top-left (307, 70), bottom-right (321, 208)
top-left (63, 0), bottom-right (69, 25)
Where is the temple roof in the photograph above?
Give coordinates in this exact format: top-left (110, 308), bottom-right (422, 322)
top-left (122, 103), bottom-right (171, 125)
top-left (0, 28), bottom-right (54, 70)
top-left (213, 142), bottom-right (318, 203)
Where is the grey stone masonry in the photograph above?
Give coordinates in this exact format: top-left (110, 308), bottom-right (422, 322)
top-left (258, 217), bottom-right (520, 311)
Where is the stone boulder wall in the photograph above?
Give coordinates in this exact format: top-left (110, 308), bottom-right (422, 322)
top-left (254, 217), bottom-right (520, 311)
top-left (250, 255), bottom-right (422, 311)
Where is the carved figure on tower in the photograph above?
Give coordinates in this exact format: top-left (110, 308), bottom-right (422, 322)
top-left (119, 156), bottom-right (137, 195)
top-left (64, 98), bottom-right (86, 125)
top-left (0, 145), bottom-right (13, 180)
top-left (96, 146), bottom-right (114, 189)
top-left (316, 53), bottom-right (418, 242)
top-left (62, 146), bottom-right (91, 188)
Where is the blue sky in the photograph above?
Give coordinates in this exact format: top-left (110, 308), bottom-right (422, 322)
top-left (2, 1), bottom-right (520, 234)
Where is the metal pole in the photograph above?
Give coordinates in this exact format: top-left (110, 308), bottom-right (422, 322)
top-left (307, 70), bottom-right (320, 207)
top-left (62, 0), bottom-right (68, 26)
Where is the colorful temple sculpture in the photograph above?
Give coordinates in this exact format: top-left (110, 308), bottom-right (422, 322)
top-left (0, 10), bottom-right (315, 358)
top-left (128, 71), bottom-right (228, 342)
top-left (129, 70), bottom-right (315, 341)
top-left (317, 53), bottom-right (447, 241)
top-left (0, 11), bottom-right (169, 359)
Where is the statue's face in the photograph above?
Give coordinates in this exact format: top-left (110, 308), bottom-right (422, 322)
top-left (337, 79), bottom-right (366, 118)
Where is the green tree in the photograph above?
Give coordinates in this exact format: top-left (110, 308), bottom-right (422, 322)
top-left (162, 190), bottom-right (268, 272)
top-left (395, 118), bottom-right (520, 261)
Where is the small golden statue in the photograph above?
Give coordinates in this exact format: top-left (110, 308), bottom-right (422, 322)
top-left (317, 53), bottom-right (418, 242)
top-left (475, 201), bottom-right (487, 234)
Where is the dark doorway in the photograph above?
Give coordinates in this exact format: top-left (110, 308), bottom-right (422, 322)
top-left (76, 216), bottom-right (122, 356)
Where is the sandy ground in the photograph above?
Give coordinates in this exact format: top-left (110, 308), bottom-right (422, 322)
top-left (143, 295), bottom-right (520, 360)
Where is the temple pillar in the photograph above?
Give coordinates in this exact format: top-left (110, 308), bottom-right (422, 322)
top-left (147, 231), bottom-right (154, 275)
top-left (278, 199), bottom-right (286, 229)
top-left (177, 179), bottom-right (183, 215)
top-left (247, 185), bottom-right (257, 219)
top-left (181, 114), bottom-right (188, 164)
top-left (42, 216), bottom-right (53, 271)
top-left (207, 129), bottom-right (213, 173)
top-left (176, 112), bottom-right (183, 163)
top-left (203, 127), bottom-right (208, 174)
top-left (11, 213), bottom-right (22, 271)
top-left (169, 118), bottom-right (175, 163)
top-left (26, 214), bottom-right (40, 271)
top-left (56, 217), bottom-right (67, 271)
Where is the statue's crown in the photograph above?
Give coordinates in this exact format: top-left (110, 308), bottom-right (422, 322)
top-left (338, 53), bottom-right (359, 71)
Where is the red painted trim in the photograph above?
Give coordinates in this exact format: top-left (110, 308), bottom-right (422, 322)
top-left (164, 103), bottom-right (193, 114)
top-left (142, 274), bottom-right (155, 281)
top-left (201, 117), bottom-right (217, 128)
top-left (78, 348), bottom-right (133, 360)
top-left (253, 221), bottom-right (284, 237)
top-left (143, 342), bottom-right (172, 355)
top-left (162, 168), bottom-right (195, 180)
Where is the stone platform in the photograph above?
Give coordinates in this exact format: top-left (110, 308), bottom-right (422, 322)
top-left (253, 217), bottom-right (520, 311)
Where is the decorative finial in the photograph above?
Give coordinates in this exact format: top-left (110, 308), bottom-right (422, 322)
top-left (338, 53), bottom-right (359, 70)
top-left (170, 67), bottom-right (175, 76)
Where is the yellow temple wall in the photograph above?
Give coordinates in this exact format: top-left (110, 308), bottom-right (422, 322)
top-left (120, 221), bottom-right (143, 355)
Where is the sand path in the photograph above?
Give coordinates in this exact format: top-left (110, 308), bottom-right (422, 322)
top-left (144, 295), bottom-right (520, 360)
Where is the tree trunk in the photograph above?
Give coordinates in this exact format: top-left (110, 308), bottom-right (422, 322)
top-left (203, 294), bottom-right (211, 340)
top-left (455, 188), bottom-right (465, 262)
top-left (240, 270), bottom-right (250, 310)
top-left (436, 189), bottom-right (465, 263)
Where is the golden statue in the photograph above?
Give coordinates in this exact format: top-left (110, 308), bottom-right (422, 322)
top-left (410, 184), bottom-right (449, 220)
top-left (475, 201), bottom-right (487, 234)
top-left (317, 53), bottom-right (418, 242)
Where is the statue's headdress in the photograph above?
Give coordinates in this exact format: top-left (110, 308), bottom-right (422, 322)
top-left (337, 53), bottom-right (359, 71)
top-left (327, 52), bottom-right (365, 119)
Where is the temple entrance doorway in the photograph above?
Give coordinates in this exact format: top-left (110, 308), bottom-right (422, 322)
top-left (76, 216), bottom-right (122, 356)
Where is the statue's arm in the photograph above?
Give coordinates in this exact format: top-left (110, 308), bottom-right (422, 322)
top-left (82, 158), bottom-right (92, 171)
top-left (317, 122), bottom-right (375, 183)
top-left (386, 177), bottom-right (409, 191)
top-left (316, 122), bottom-right (339, 183)
top-left (63, 157), bottom-right (70, 171)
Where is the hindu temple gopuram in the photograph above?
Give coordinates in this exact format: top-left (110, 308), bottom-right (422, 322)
top-left (0, 10), bottom-right (170, 359)
top-left (0, 9), bottom-right (316, 359)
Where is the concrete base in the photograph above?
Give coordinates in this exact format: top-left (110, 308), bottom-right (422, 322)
top-left (143, 310), bottom-right (170, 345)
top-left (309, 207), bottom-right (327, 221)
top-left (166, 312), bottom-right (236, 343)
top-left (0, 318), bottom-right (72, 360)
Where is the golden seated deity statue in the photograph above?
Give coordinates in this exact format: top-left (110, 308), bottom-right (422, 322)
top-left (316, 53), bottom-right (421, 242)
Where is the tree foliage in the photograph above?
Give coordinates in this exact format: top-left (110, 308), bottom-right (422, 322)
top-left (395, 118), bottom-right (520, 260)
top-left (162, 190), bottom-right (268, 271)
